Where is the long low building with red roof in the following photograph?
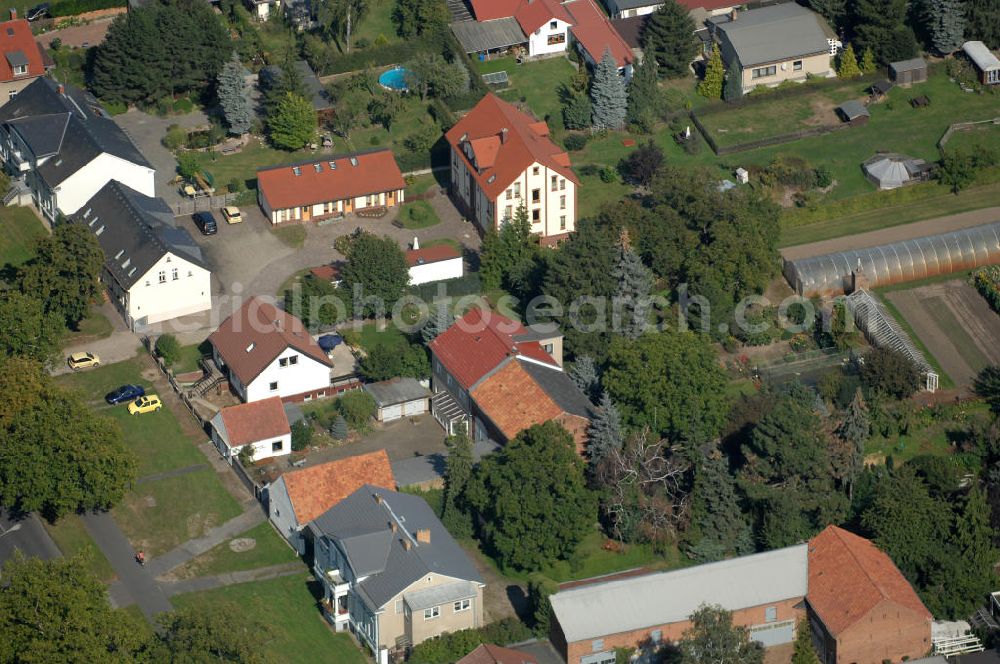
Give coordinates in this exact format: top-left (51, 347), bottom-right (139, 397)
top-left (210, 396), bottom-right (291, 464)
top-left (446, 93), bottom-right (579, 245)
top-left (256, 149), bottom-right (405, 225)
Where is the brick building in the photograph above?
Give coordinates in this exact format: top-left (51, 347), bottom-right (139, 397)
top-left (807, 525), bottom-right (933, 664)
top-left (549, 545), bottom-right (809, 664)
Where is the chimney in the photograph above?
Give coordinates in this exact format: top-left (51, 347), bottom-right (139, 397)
top-left (402, 538), bottom-right (412, 550)
top-left (500, 127), bottom-right (508, 143)
top-left (8, 8), bottom-right (15, 19)
top-left (373, 492), bottom-right (383, 505)
top-left (730, 8), bottom-right (737, 21)
top-left (57, 84), bottom-right (65, 96)
top-left (416, 529), bottom-right (431, 544)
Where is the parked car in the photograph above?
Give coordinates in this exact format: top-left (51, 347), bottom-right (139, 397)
top-left (26, 3), bottom-right (49, 20)
top-left (67, 352), bottom-right (101, 371)
top-left (221, 206), bottom-right (243, 224)
top-left (128, 395), bottom-right (162, 415)
top-left (193, 211), bottom-right (217, 235)
top-left (106, 384), bottom-right (145, 405)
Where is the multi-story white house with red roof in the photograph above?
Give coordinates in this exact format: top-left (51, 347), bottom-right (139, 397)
top-left (445, 93), bottom-right (579, 245)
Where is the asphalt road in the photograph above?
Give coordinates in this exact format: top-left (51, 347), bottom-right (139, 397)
top-left (0, 511), bottom-right (61, 567)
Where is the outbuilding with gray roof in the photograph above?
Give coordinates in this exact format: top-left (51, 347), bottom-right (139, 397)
top-left (364, 377), bottom-right (431, 422)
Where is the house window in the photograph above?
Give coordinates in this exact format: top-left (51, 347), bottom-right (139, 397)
top-left (559, 178), bottom-right (565, 190)
top-left (505, 205), bottom-right (512, 219)
top-left (531, 188), bottom-right (540, 203)
top-left (551, 175), bottom-right (557, 191)
top-left (395, 600), bottom-right (403, 614)
top-left (366, 194), bottom-right (376, 207)
top-left (279, 358), bottom-right (288, 367)
top-left (793, 60), bottom-right (803, 71)
top-left (171, 268), bottom-right (179, 281)
top-left (145, 280), bottom-right (150, 287)
top-left (454, 598), bottom-right (471, 612)
top-left (188, 270), bottom-right (193, 277)
top-left (506, 188), bottom-right (512, 200)
top-left (765, 606), bottom-right (777, 622)
top-left (289, 355), bottom-right (298, 365)
top-left (513, 183), bottom-right (520, 197)
top-left (559, 194), bottom-right (566, 209)
top-left (543, 343), bottom-right (553, 354)
top-left (549, 20), bottom-right (557, 29)
top-left (532, 209), bottom-right (540, 222)
top-left (752, 65), bottom-right (777, 79)
top-left (8, 90), bottom-right (15, 100)
top-left (271, 440), bottom-right (282, 452)
top-left (13, 64), bottom-right (26, 76)
top-left (269, 381), bottom-right (278, 391)
top-left (547, 32), bottom-right (566, 46)
top-left (158, 271), bottom-right (166, 283)
top-left (592, 639), bottom-right (604, 652)
top-left (560, 215), bottom-right (566, 230)
top-left (423, 606), bottom-right (440, 620)
top-left (533, 166), bottom-right (540, 175)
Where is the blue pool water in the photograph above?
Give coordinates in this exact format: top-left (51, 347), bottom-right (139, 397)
top-left (379, 66), bottom-right (411, 91)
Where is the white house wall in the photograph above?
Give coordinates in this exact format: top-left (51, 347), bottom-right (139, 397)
top-left (127, 253), bottom-right (212, 328)
top-left (267, 477), bottom-right (306, 554)
top-left (495, 161), bottom-right (576, 238)
top-left (245, 346), bottom-right (331, 402)
top-left (409, 257), bottom-right (463, 286)
top-left (607, 1), bottom-right (662, 18)
top-left (527, 19), bottom-right (571, 56)
top-left (52, 152), bottom-right (155, 216)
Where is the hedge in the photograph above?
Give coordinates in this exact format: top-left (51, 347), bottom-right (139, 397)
top-left (409, 273), bottom-right (481, 302)
top-left (49, 0), bottom-right (125, 17)
top-left (972, 266), bottom-right (1000, 314)
top-left (317, 33), bottom-right (445, 76)
top-left (408, 618), bottom-right (532, 664)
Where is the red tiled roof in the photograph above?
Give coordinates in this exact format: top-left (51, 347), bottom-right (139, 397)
top-left (406, 244), bottom-right (461, 267)
top-left (208, 297), bottom-right (332, 386)
top-left (428, 307), bottom-right (558, 389)
top-left (566, 0), bottom-right (635, 69)
top-left (282, 450), bottom-right (396, 524)
top-left (445, 94), bottom-right (578, 200)
top-left (808, 525), bottom-right (932, 637)
top-left (218, 396), bottom-right (290, 447)
top-left (469, 0), bottom-right (521, 20)
top-left (471, 361), bottom-right (564, 439)
top-left (309, 263), bottom-right (342, 282)
top-left (515, 0), bottom-right (574, 34)
top-left (458, 643), bottom-right (539, 664)
top-left (0, 20), bottom-right (45, 83)
top-left (256, 150), bottom-right (405, 211)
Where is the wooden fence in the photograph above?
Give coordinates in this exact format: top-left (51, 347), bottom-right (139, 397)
top-left (173, 193), bottom-right (239, 216)
top-left (937, 117), bottom-right (1000, 153)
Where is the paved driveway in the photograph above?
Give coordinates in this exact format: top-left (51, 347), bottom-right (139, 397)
top-left (36, 19), bottom-right (113, 49)
top-left (113, 109), bottom-right (210, 206)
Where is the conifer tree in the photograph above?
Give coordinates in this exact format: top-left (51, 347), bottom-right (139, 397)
top-left (837, 388), bottom-right (870, 499)
top-left (442, 427), bottom-right (474, 538)
top-left (329, 414), bottom-right (348, 440)
top-left (939, 486), bottom-right (1000, 617)
top-left (687, 446), bottom-right (754, 562)
top-left (965, 0), bottom-right (1000, 49)
top-left (860, 47), bottom-right (877, 73)
top-left (217, 52), bottom-right (252, 136)
top-left (723, 63), bottom-right (743, 102)
top-left (612, 229), bottom-right (653, 340)
top-left (587, 392), bottom-right (624, 465)
top-left (421, 301), bottom-right (452, 344)
top-left (791, 620), bottom-right (821, 664)
top-left (837, 44), bottom-right (863, 78)
top-left (570, 355), bottom-right (600, 402)
top-left (641, 0), bottom-right (698, 78)
top-left (626, 55), bottom-right (659, 131)
top-left (927, 0), bottom-right (967, 54)
top-left (590, 49), bottom-right (628, 130)
top-left (698, 44), bottom-right (725, 99)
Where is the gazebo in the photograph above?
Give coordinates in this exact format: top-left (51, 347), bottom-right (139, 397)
top-left (862, 153), bottom-right (929, 189)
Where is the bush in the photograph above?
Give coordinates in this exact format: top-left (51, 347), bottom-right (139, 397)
top-left (408, 618), bottom-right (532, 664)
top-left (861, 346), bottom-right (920, 399)
top-left (176, 151), bottom-right (202, 179)
top-left (49, 0), bottom-right (125, 18)
top-left (599, 165), bottom-right (618, 183)
top-left (336, 390), bottom-right (376, 430)
top-left (329, 414), bottom-right (348, 440)
top-left (563, 133), bottom-right (588, 151)
top-left (163, 124), bottom-right (187, 150)
top-left (527, 574), bottom-right (558, 636)
top-left (408, 273), bottom-right (481, 300)
top-left (155, 334), bottom-right (181, 367)
top-left (291, 419), bottom-right (313, 451)
top-left (172, 97), bottom-right (194, 114)
top-left (226, 178), bottom-right (245, 194)
top-left (101, 99), bottom-right (127, 116)
top-left (973, 266), bottom-right (1000, 313)
top-left (429, 98), bottom-right (456, 131)
top-left (50, 38), bottom-right (62, 51)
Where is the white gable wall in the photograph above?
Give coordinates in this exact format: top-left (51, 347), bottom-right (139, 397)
top-left (51, 152), bottom-right (155, 217)
top-left (409, 257), bottom-right (463, 286)
top-left (245, 346), bottom-right (331, 402)
top-left (527, 18), bottom-right (572, 56)
top-left (266, 476), bottom-right (306, 554)
top-left (125, 252), bottom-right (212, 328)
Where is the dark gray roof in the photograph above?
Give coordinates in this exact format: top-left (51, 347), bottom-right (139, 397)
top-left (311, 485), bottom-right (483, 610)
top-left (451, 18), bottom-right (527, 54)
top-left (293, 60), bottom-right (332, 112)
top-left (519, 360), bottom-right (594, 419)
top-left (364, 377), bottom-right (431, 406)
top-left (0, 78), bottom-right (151, 187)
top-left (889, 57), bottom-right (926, 72)
top-left (712, 3), bottom-right (833, 67)
top-left (5, 50), bottom-right (28, 68)
top-left (71, 181), bottom-right (207, 289)
top-left (836, 100), bottom-right (869, 120)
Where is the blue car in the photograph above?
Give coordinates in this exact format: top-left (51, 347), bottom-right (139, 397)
top-left (106, 384), bottom-right (145, 405)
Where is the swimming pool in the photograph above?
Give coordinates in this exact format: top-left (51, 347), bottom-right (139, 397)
top-left (378, 66), bottom-right (411, 92)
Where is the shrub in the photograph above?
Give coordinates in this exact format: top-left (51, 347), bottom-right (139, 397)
top-left (291, 419), bottom-right (313, 451)
top-left (155, 334), bottom-right (181, 367)
top-left (176, 152), bottom-right (202, 179)
top-left (172, 97), bottom-right (194, 114)
top-left (226, 178), bottom-right (245, 194)
top-left (563, 133), bottom-right (588, 151)
top-left (599, 165), bottom-right (618, 183)
top-left (50, 37), bottom-right (62, 51)
top-left (355, 37), bottom-right (370, 49)
top-left (972, 266), bottom-right (1000, 313)
top-left (861, 346), bottom-right (920, 399)
top-left (102, 99), bottom-right (127, 116)
top-left (329, 414), bottom-right (348, 440)
top-left (815, 165), bottom-right (833, 188)
top-left (527, 574), bottom-right (558, 636)
top-left (369, 134), bottom-right (381, 146)
top-left (336, 390), bottom-right (376, 429)
top-left (408, 618), bottom-right (532, 664)
top-left (163, 124), bottom-right (186, 150)
top-left (49, 0), bottom-right (125, 17)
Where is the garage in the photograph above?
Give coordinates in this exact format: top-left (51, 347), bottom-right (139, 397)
top-left (364, 377), bottom-right (431, 423)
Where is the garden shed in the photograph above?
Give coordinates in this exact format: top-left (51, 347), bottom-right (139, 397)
top-left (962, 41), bottom-right (1000, 85)
top-left (364, 377), bottom-right (431, 422)
top-left (835, 100), bottom-right (870, 124)
top-left (863, 153), bottom-right (931, 189)
top-left (889, 57), bottom-right (927, 85)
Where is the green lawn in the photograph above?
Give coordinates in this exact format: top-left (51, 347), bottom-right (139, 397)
top-left (422, 237), bottom-right (462, 252)
top-left (353, 320), bottom-right (408, 351)
top-left (43, 514), bottom-right (116, 583)
top-left (943, 120), bottom-right (1000, 154)
top-left (172, 574), bottom-right (367, 664)
top-left (271, 224), bottom-right (307, 248)
top-left (172, 341), bottom-right (211, 375)
top-left (397, 200), bottom-right (440, 229)
top-left (488, 57), bottom-right (577, 130)
top-left (866, 401), bottom-right (991, 464)
top-left (62, 308), bottom-right (115, 345)
top-left (350, 0), bottom-right (399, 48)
top-left (405, 173), bottom-right (440, 197)
top-left (0, 205), bottom-right (45, 269)
top-left (173, 521), bottom-right (301, 579)
top-left (113, 468), bottom-right (243, 556)
top-left (204, 139), bottom-right (314, 195)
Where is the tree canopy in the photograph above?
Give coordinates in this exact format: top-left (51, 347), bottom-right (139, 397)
top-left (467, 421), bottom-right (596, 571)
top-left (641, 0), bottom-right (698, 78)
top-left (0, 291), bottom-right (64, 365)
top-left (680, 604), bottom-right (765, 664)
top-left (19, 223), bottom-right (104, 328)
top-left (267, 92), bottom-right (317, 151)
top-left (590, 49), bottom-right (627, 129)
top-left (340, 232), bottom-right (410, 317)
top-left (217, 51), bottom-right (252, 135)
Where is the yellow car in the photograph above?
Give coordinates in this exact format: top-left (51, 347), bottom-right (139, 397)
top-left (128, 395), bottom-right (163, 415)
top-left (67, 352), bottom-right (101, 371)
top-left (221, 206), bottom-right (243, 224)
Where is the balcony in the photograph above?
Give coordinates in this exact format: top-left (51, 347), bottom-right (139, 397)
top-left (325, 568), bottom-right (350, 594)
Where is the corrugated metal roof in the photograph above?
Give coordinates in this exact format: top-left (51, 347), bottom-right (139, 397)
top-left (963, 41), bottom-right (1000, 72)
top-left (363, 377), bottom-right (431, 407)
top-left (549, 544), bottom-right (809, 642)
top-left (713, 3), bottom-right (833, 67)
top-left (404, 580), bottom-right (478, 610)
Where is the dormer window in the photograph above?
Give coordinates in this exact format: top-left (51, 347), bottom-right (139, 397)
top-left (550, 21), bottom-right (557, 29)
top-left (12, 64), bottom-right (26, 76)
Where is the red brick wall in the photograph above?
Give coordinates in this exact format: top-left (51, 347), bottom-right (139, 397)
top-left (559, 596), bottom-right (806, 664)
top-left (554, 413), bottom-right (589, 456)
top-left (830, 600), bottom-right (931, 664)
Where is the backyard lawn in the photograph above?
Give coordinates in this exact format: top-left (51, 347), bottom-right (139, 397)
top-left (942, 120), bottom-right (1000, 154)
top-left (397, 199), bottom-right (440, 229)
top-left (172, 520), bottom-right (300, 579)
top-left (172, 574), bottom-right (367, 664)
top-left (0, 205), bottom-right (46, 268)
top-left (172, 341), bottom-right (211, 375)
top-left (865, 401), bottom-right (991, 465)
top-left (487, 57), bottom-right (578, 130)
top-left (62, 307), bottom-right (115, 346)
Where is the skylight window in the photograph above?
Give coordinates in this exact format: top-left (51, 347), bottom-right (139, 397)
top-left (314, 163), bottom-right (322, 173)
top-left (292, 166), bottom-right (301, 176)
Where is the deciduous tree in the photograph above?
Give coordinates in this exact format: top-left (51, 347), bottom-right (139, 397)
top-left (341, 232), bottom-right (410, 316)
top-left (860, 346), bottom-right (920, 399)
top-left (368, 91), bottom-right (405, 132)
top-left (590, 49), bottom-right (627, 129)
top-left (467, 422), bottom-right (596, 571)
top-left (393, 0), bottom-right (449, 38)
top-left (680, 604), bottom-right (764, 664)
top-left (156, 605), bottom-right (274, 662)
top-left (267, 93), bottom-right (316, 150)
top-left (19, 223), bottom-right (104, 328)
top-left (319, 0), bottom-right (368, 52)
top-left (358, 341), bottom-right (429, 380)
top-left (642, 0), bottom-right (698, 78)
top-left (0, 291), bottom-right (63, 365)
top-left (619, 140), bottom-right (665, 188)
